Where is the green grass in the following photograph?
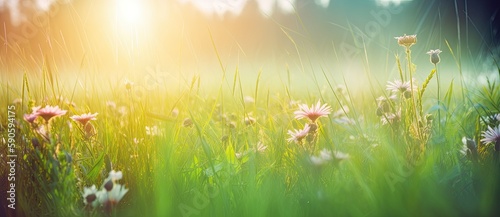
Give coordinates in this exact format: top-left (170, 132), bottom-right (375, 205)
top-left (1, 36), bottom-right (500, 217)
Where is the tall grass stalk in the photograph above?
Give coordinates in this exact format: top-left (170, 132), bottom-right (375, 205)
top-left (435, 63), bottom-right (441, 133)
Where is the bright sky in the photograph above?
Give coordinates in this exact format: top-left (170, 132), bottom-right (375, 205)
top-left (0, 0), bottom-right (412, 26)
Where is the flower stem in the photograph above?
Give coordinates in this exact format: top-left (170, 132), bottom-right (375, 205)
top-left (435, 63), bottom-right (441, 134)
top-left (406, 47), bottom-right (420, 138)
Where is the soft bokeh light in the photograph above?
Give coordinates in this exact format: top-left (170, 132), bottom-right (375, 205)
top-left (0, 0), bottom-right (497, 93)
top-left (0, 0), bottom-right (60, 26)
top-left (115, 0), bottom-right (145, 27)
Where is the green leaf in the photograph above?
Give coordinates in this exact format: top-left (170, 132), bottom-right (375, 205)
top-left (86, 152), bottom-right (105, 182)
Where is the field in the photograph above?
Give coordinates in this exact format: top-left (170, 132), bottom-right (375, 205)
top-left (1, 0), bottom-right (500, 217)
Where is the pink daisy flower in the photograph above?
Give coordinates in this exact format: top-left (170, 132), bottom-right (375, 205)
top-left (287, 124), bottom-right (311, 144)
top-left (23, 113), bottom-right (39, 124)
top-left (71, 113), bottom-right (98, 126)
top-left (294, 101), bottom-right (332, 122)
top-left (35, 105), bottom-right (67, 122)
top-left (481, 125), bottom-right (500, 145)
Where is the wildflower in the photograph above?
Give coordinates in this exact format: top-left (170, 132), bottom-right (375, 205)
top-left (481, 125), bottom-right (500, 151)
top-left (36, 125), bottom-right (49, 141)
top-left (124, 80), bottom-right (134, 90)
top-left (386, 79), bottom-right (417, 95)
top-left (244, 116), bottom-right (256, 125)
top-left (256, 141), bottom-right (267, 153)
top-left (171, 108), bottom-right (179, 118)
top-left (108, 170), bottom-right (123, 181)
top-left (13, 98), bottom-right (22, 105)
top-left (287, 124), bottom-right (311, 144)
top-left (376, 95), bottom-right (397, 114)
top-left (71, 113), bottom-right (98, 126)
top-left (106, 101), bottom-right (117, 110)
top-left (117, 106), bottom-right (128, 117)
top-left (332, 151), bottom-right (350, 161)
top-left (55, 95), bottom-right (66, 103)
top-left (228, 121), bottom-right (237, 129)
top-left (235, 152), bottom-right (243, 159)
top-left (288, 100), bottom-right (301, 108)
top-left (310, 156), bottom-right (328, 166)
top-left (310, 149), bottom-right (333, 166)
top-left (335, 85), bottom-right (346, 95)
top-left (99, 183), bottom-right (128, 212)
top-left (83, 185), bottom-right (102, 207)
top-left (183, 118), bottom-right (193, 127)
top-left (294, 101), bottom-right (332, 122)
top-left (102, 170), bottom-right (124, 192)
top-left (394, 34), bottom-right (417, 48)
top-left (331, 106), bottom-right (349, 119)
top-left (461, 137), bottom-right (478, 160)
top-left (319, 149), bottom-right (333, 161)
top-left (66, 100), bottom-right (77, 108)
top-left (228, 113), bottom-right (238, 121)
top-left (426, 49), bottom-right (442, 64)
top-left (133, 138), bottom-right (143, 145)
top-left (334, 116), bottom-right (356, 125)
top-left (23, 113), bottom-right (38, 124)
top-left (35, 105), bottom-right (67, 122)
top-left (381, 110), bottom-right (401, 125)
top-left (480, 113), bottom-right (500, 126)
top-left (244, 96), bottom-right (255, 104)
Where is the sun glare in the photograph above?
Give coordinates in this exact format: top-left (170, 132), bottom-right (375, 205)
top-left (116, 0), bottom-right (145, 27)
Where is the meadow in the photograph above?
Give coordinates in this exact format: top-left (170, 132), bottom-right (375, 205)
top-left (1, 1), bottom-right (500, 216)
top-left (1, 32), bottom-right (499, 217)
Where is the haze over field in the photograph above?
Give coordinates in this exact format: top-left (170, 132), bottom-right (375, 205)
top-left (0, 0), bottom-right (498, 87)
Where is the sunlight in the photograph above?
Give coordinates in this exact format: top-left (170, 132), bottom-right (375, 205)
top-left (116, 0), bottom-right (144, 27)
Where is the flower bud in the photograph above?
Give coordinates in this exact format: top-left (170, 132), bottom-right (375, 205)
top-left (426, 49), bottom-right (442, 65)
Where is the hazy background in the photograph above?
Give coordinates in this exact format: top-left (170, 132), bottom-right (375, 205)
top-left (0, 0), bottom-right (498, 90)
